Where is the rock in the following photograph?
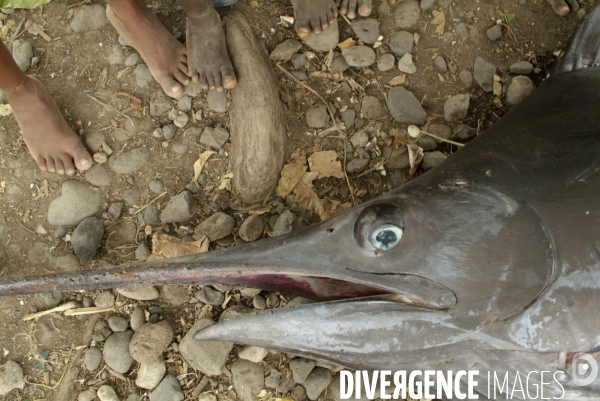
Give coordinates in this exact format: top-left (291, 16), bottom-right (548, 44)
top-left (304, 368), bottom-right (332, 400)
top-left (273, 210), bottom-right (295, 236)
top-left (173, 112), bottom-right (189, 128)
top-left (506, 75), bottom-right (534, 106)
top-left (160, 191), bottom-right (197, 224)
top-left (341, 109), bottom-right (356, 129)
top-left (109, 147), bottom-right (150, 174)
top-left (388, 31), bottom-right (413, 57)
top-left (71, 217), bottom-right (104, 263)
top-left (134, 64), bottom-right (152, 87)
top-left (84, 347), bottom-right (103, 371)
top-left (290, 358), bottom-right (316, 384)
top-left (194, 212), bottom-right (235, 241)
top-left (377, 53), bottom-right (395, 72)
top-left (97, 385), bottom-right (120, 401)
top-left (420, 0), bottom-right (435, 9)
top-left (177, 95), bottom-right (192, 112)
top-left (342, 46), bottom-right (376, 68)
top-left (252, 294), bottom-right (266, 309)
top-left (117, 286), bottom-right (160, 301)
top-left (486, 25), bottom-right (503, 41)
top-left (200, 126), bottom-right (229, 148)
top-left (238, 215), bottom-right (264, 242)
top-left (377, 1), bottom-right (391, 16)
top-left (70, 4), bottom-right (108, 32)
top-left (387, 87), bottom-right (426, 124)
top-left (397, 53), bottom-right (416, 74)
top-left (351, 18), bottom-right (379, 44)
top-left (304, 19), bottom-right (339, 52)
top-left (291, 53), bottom-right (307, 69)
top-left (459, 70), bottom-right (473, 89)
top-left (509, 60), bottom-right (534, 75)
top-left (107, 316), bottom-right (128, 332)
top-left (161, 285), bottom-right (188, 306)
top-left (232, 359), bottom-right (265, 401)
top-left (238, 346), bottom-right (268, 363)
top-left (455, 22), bottom-right (469, 42)
top-left (129, 321), bottom-right (173, 364)
top-left (207, 89), bottom-right (228, 113)
top-left (306, 104), bottom-right (330, 128)
top-left (123, 188), bottom-right (140, 206)
top-left (93, 319), bottom-right (112, 342)
top-left (292, 385), bottom-right (306, 401)
top-left (350, 130), bottom-right (369, 148)
top-left (95, 291), bottom-right (115, 308)
top-left (195, 286), bottom-right (225, 306)
top-left (85, 132), bottom-right (106, 152)
top-left (125, 53), bottom-right (140, 67)
top-left (179, 318), bottom-right (233, 376)
top-left (417, 136), bottom-right (437, 151)
top-left (79, 389), bottom-right (97, 401)
top-left (433, 55), bottom-right (448, 73)
top-left (443, 94), bottom-right (470, 122)
top-left (134, 244), bottom-right (149, 261)
top-left (470, 26), bottom-right (481, 42)
top-left (394, 0), bottom-right (421, 29)
top-left (151, 375), bottom-right (184, 401)
top-left (346, 158), bottom-right (369, 174)
top-left (429, 124), bottom-right (453, 143)
top-left (108, 45), bottom-right (124, 65)
top-left (48, 181), bottom-right (102, 226)
top-left (577, 8), bottom-right (587, 19)
top-left (265, 370), bottom-right (281, 389)
top-left (473, 56), bottom-right (496, 93)
top-left (149, 180), bottom-right (165, 194)
top-left (270, 39), bottom-right (303, 61)
top-left (85, 164), bottom-right (113, 187)
top-left (136, 357), bottom-right (166, 390)
top-left (130, 306), bottom-right (146, 331)
top-left (150, 91), bottom-right (172, 116)
top-left (31, 292), bottom-right (62, 311)
top-left (103, 331), bottom-right (134, 374)
top-left (162, 124), bottom-right (177, 140)
top-left (421, 151), bottom-right (447, 171)
top-left (331, 54), bottom-right (350, 72)
top-left (144, 204), bottom-right (160, 225)
top-left (290, 70), bottom-right (307, 81)
top-left (362, 96), bottom-right (385, 119)
top-left (11, 39), bottom-right (33, 72)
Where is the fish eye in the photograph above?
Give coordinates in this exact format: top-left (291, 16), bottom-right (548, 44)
top-left (371, 224), bottom-right (403, 251)
top-left (354, 203), bottom-right (404, 253)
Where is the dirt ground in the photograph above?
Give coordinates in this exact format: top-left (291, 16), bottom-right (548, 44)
top-left (0, 0), bottom-right (590, 399)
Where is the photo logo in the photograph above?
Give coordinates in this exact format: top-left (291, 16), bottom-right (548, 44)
top-left (571, 353), bottom-right (599, 387)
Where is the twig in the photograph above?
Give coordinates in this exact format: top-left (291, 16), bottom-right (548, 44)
top-left (10, 18), bottom-right (26, 42)
top-left (356, 148), bottom-right (408, 178)
top-left (86, 95), bottom-right (133, 125)
top-left (23, 301), bottom-right (79, 321)
top-left (419, 129), bottom-right (464, 147)
top-left (68, 0), bottom-right (91, 8)
top-left (18, 222), bottom-right (36, 235)
top-left (134, 191), bottom-right (167, 215)
top-left (275, 63), bottom-right (355, 206)
top-left (25, 346), bottom-right (74, 389)
top-left (64, 306), bottom-right (114, 316)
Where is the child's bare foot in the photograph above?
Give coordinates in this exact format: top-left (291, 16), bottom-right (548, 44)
top-left (186, 8), bottom-right (236, 91)
top-left (546, 0), bottom-right (579, 16)
top-left (6, 77), bottom-right (92, 175)
top-left (336, 0), bottom-right (372, 19)
top-left (292, 0), bottom-right (338, 39)
top-left (106, 2), bottom-right (190, 98)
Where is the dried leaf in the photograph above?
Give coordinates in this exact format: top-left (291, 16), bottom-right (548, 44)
top-left (276, 152), bottom-right (307, 197)
top-left (431, 9), bottom-right (446, 35)
top-left (388, 74), bottom-right (406, 86)
top-left (293, 172), bottom-right (351, 221)
top-left (148, 234), bottom-right (210, 261)
top-left (408, 144), bottom-right (424, 176)
top-left (337, 38), bottom-right (356, 50)
top-left (0, 104), bottom-right (12, 117)
top-left (308, 150), bottom-right (344, 179)
top-left (250, 0), bottom-right (258, 7)
top-left (218, 173), bottom-right (234, 191)
top-left (192, 150), bottom-right (216, 182)
top-left (25, 19), bottom-right (51, 41)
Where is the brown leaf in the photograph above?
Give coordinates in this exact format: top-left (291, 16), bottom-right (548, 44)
top-left (308, 150), bottom-right (344, 179)
top-left (293, 172), bottom-right (351, 221)
top-left (432, 9), bottom-right (446, 35)
top-left (276, 152), bottom-right (307, 198)
top-left (148, 234), bottom-right (210, 261)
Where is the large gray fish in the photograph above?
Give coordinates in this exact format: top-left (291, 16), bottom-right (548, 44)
top-left (3, 4), bottom-right (600, 400)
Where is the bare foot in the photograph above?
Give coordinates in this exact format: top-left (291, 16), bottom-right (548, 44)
top-left (546, 0), bottom-right (579, 16)
top-left (292, 0), bottom-right (338, 39)
top-left (336, 0), bottom-right (372, 19)
top-left (106, 2), bottom-right (190, 98)
top-left (6, 77), bottom-right (92, 175)
top-left (186, 8), bottom-right (236, 91)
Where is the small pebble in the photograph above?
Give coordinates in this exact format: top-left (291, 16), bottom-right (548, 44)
top-left (108, 316), bottom-right (129, 332)
top-left (252, 294), bottom-right (266, 310)
top-left (149, 180), bottom-right (165, 194)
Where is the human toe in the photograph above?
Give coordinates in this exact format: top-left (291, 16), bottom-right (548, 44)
top-left (37, 157), bottom-right (48, 172)
top-left (74, 149), bottom-right (92, 171)
top-left (53, 158), bottom-right (65, 175)
top-left (358, 0), bottom-right (372, 16)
